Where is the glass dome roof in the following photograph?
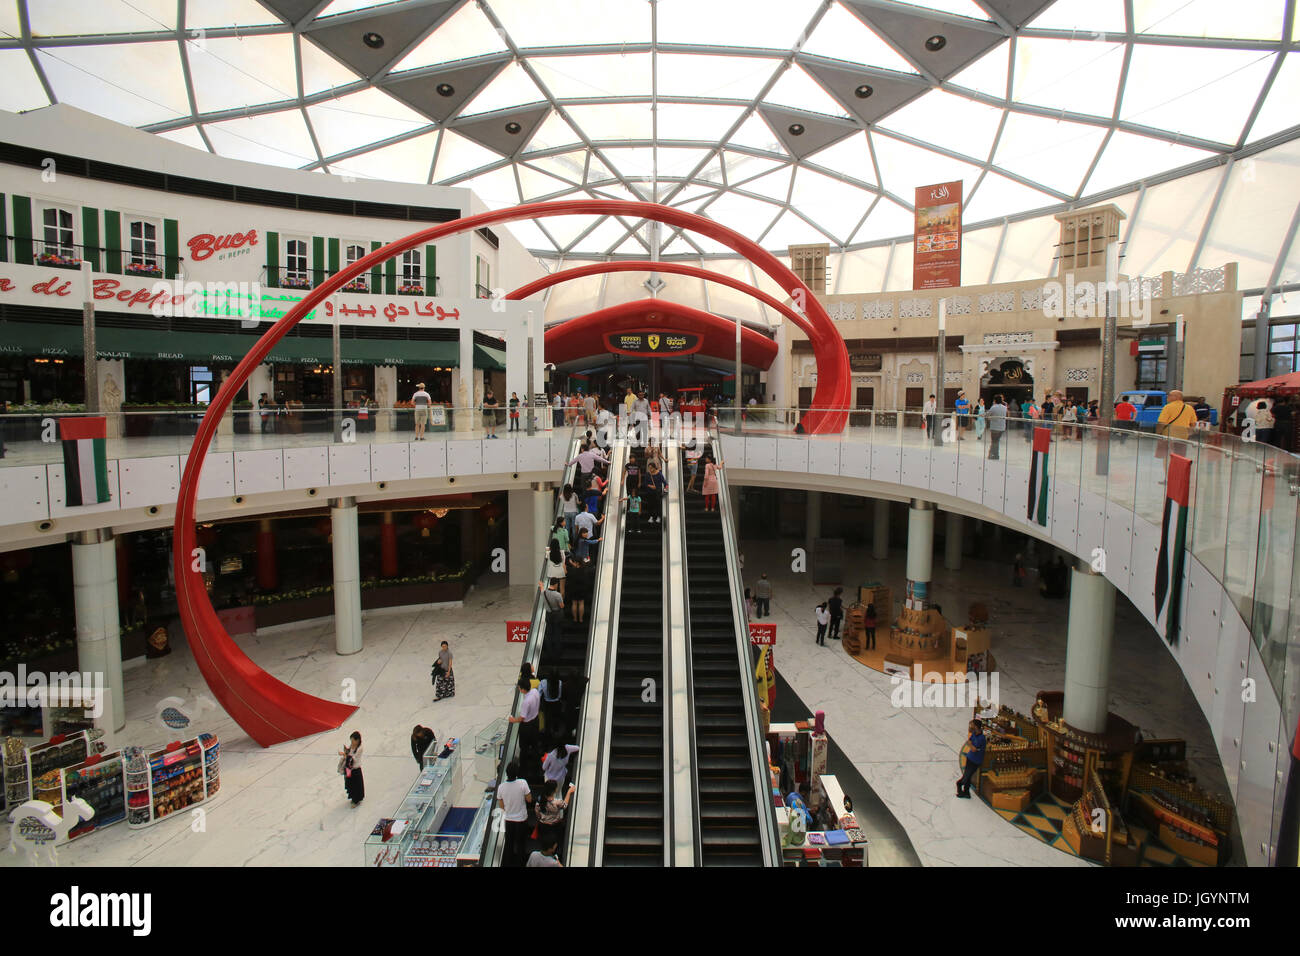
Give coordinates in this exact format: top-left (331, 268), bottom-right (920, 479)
top-left (1, 0), bottom-right (1297, 262)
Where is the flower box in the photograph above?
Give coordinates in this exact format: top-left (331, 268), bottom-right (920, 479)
top-left (341, 279), bottom-right (370, 293)
top-left (38, 253), bottom-right (82, 270)
top-left (126, 263), bottom-right (163, 278)
top-left (398, 285), bottom-right (425, 296)
top-left (280, 276), bottom-right (313, 289)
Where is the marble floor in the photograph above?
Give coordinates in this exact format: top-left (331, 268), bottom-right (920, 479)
top-left (734, 532), bottom-right (1243, 868)
top-left (9, 580), bottom-right (532, 868)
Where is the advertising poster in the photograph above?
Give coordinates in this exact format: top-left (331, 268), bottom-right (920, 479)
top-left (913, 181), bottom-right (963, 290)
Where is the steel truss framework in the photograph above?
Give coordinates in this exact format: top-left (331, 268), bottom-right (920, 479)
top-left (2, 0), bottom-right (1298, 291)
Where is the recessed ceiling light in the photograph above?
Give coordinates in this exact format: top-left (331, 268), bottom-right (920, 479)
top-left (505, 121), bottom-right (522, 134)
top-left (924, 34), bottom-right (946, 52)
top-left (854, 84), bottom-right (873, 99)
top-left (362, 32), bottom-right (385, 49)
top-left (436, 82), bottom-right (455, 97)
top-left (788, 123), bottom-right (805, 136)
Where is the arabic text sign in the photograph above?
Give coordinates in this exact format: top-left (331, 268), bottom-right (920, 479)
top-left (506, 621), bottom-right (530, 643)
top-left (913, 180), bottom-right (963, 291)
top-left (604, 330), bottom-right (701, 357)
top-left (749, 623), bottom-right (776, 645)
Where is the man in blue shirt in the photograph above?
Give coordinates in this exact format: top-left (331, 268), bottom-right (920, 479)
top-left (954, 390), bottom-right (970, 439)
top-left (957, 719), bottom-right (986, 798)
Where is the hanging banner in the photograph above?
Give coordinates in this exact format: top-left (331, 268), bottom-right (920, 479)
top-left (913, 181), bottom-right (963, 290)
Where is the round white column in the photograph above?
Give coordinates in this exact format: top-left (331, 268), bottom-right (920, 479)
top-left (331, 497), bottom-right (363, 656)
top-left (905, 500), bottom-right (934, 601)
top-left (533, 482), bottom-right (554, 572)
top-left (872, 498), bottom-right (890, 560)
top-left (72, 529), bottom-right (124, 732)
top-left (944, 512), bottom-right (963, 571)
top-left (1063, 560), bottom-right (1116, 733)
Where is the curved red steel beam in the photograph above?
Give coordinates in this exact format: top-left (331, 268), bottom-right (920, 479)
top-left (174, 199), bottom-right (848, 746)
top-left (508, 260), bottom-right (820, 342)
top-left (543, 298), bottom-right (780, 368)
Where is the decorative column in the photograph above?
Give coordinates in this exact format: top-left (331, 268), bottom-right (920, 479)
top-left (872, 498), bottom-right (890, 560)
top-left (905, 499), bottom-right (934, 606)
top-left (248, 364), bottom-right (274, 434)
top-left (72, 529), bottom-right (125, 732)
top-left (805, 491), bottom-right (822, 559)
top-left (1062, 559), bottom-right (1116, 733)
top-left (380, 511), bottom-right (398, 578)
top-left (507, 487), bottom-right (552, 586)
top-left (373, 365), bottom-right (396, 434)
top-left (330, 497), bottom-right (363, 656)
top-left (944, 512), bottom-right (963, 571)
top-left (456, 330), bottom-right (475, 433)
top-left (256, 518), bottom-right (278, 590)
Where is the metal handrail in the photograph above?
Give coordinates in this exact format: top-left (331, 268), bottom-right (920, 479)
top-left (662, 441), bottom-right (695, 865)
top-left (708, 425), bottom-right (782, 866)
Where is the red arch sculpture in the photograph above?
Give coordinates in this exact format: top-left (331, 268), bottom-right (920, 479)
top-left (508, 259), bottom-right (822, 341)
top-left (174, 200), bottom-right (849, 746)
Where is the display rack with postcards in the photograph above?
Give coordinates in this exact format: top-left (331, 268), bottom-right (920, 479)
top-left (127, 734), bottom-right (220, 828)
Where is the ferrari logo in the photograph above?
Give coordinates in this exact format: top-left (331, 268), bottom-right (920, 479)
top-left (647, 334), bottom-right (660, 350)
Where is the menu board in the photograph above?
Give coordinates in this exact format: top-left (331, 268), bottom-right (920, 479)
top-left (913, 181), bottom-right (963, 290)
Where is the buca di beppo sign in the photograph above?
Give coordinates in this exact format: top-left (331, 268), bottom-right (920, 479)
top-left (187, 230), bottom-right (259, 262)
top-left (604, 330), bottom-right (701, 356)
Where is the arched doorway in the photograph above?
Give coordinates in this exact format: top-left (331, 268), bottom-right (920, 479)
top-left (981, 357), bottom-right (1034, 408)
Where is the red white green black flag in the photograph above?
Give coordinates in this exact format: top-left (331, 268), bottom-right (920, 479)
top-left (1154, 454), bottom-right (1192, 646)
top-left (1026, 426), bottom-right (1050, 526)
top-left (60, 417), bottom-right (110, 506)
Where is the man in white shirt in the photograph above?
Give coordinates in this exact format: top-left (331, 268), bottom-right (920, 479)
top-left (496, 761), bottom-right (532, 867)
top-left (411, 383), bottom-right (432, 441)
top-left (527, 839), bottom-right (563, 867)
top-left (632, 392), bottom-right (651, 444)
top-left (552, 393), bottom-right (563, 428)
top-left (583, 393), bottom-right (596, 424)
top-left (923, 393), bottom-right (937, 440)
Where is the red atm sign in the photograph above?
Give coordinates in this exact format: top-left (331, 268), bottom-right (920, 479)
top-left (506, 621), bottom-right (530, 643)
top-left (749, 623), bottom-right (776, 645)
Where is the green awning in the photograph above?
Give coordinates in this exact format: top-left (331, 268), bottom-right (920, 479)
top-left (474, 343), bottom-right (506, 371)
top-left (0, 323), bottom-right (467, 368)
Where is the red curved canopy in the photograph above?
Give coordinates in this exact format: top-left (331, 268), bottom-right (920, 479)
top-left (544, 299), bottom-right (779, 368)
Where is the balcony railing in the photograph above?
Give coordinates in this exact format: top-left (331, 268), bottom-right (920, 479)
top-left (263, 266), bottom-right (441, 296)
top-left (4, 236), bottom-right (182, 276)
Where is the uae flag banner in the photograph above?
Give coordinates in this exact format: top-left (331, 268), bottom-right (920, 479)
top-left (59, 417), bottom-right (110, 506)
top-left (1026, 426), bottom-right (1051, 526)
top-left (1154, 454), bottom-right (1192, 646)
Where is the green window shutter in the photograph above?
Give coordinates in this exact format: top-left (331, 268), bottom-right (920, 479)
top-left (0, 195), bottom-right (8, 263)
top-left (266, 230), bottom-right (280, 287)
top-left (12, 195), bottom-right (32, 265)
top-left (163, 218), bottom-right (179, 279)
top-left (425, 245), bottom-right (436, 295)
top-left (328, 238), bottom-right (339, 275)
top-left (80, 208), bottom-right (100, 271)
top-left (385, 256), bottom-right (397, 295)
top-left (312, 236), bottom-right (325, 285)
top-left (103, 209), bottom-right (121, 274)
top-left (370, 240), bottom-right (382, 293)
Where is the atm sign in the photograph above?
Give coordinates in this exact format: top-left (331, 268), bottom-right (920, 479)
top-left (604, 330), bottom-right (701, 356)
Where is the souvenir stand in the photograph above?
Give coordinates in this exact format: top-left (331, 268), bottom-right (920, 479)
top-left (125, 734), bottom-right (220, 828)
top-left (364, 740), bottom-right (462, 867)
top-left (768, 714), bottom-right (869, 866)
top-left (2, 730), bottom-right (104, 812)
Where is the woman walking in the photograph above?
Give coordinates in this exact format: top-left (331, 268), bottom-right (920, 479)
top-left (974, 398), bottom-right (986, 442)
top-left (432, 640), bottom-right (455, 701)
top-left (701, 454), bottom-right (721, 512)
top-left (338, 731), bottom-right (365, 806)
top-left (544, 540), bottom-right (567, 598)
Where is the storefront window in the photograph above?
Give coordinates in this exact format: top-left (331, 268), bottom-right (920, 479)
top-left (285, 238), bottom-right (308, 286)
top-left (42, 207), bottom-right (75, 257)
top-left (190, 366), bottom-right (213, 405)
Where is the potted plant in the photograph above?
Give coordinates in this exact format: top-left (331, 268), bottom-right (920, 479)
top-left (281, 275), bottom-right (313, 290)
top-left (341, 277), bottom-right (369, 293)
top-left (398, 283), bottom-right (425, 296)
top-left (126, 260), bottom-right (163, 279)
top-left (38, 251), bottom-right (82, 270)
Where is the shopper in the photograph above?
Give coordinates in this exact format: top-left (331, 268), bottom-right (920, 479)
top-left (585, 468), bottom-right (609, 516)
top-left (815, 602), bottom-right (829, 646)
top-left (1061, 400), bottom-right (1078, 441)
top-left (508, 677), bottom-right (542, 765)
top-left (560, 483), bottom-right (581, 541)
top-left (527, 836), bottom-right (564, 867)
top-left (956, 719), bottom-right (986, 798)
top-left (1254, 400), bottom-right (1276, 445)
top-left (551, 516), bottom-right (570, 556)
top-left (954, 390), bottom-right (970, 439)
top-left (540, 579), bottom-right (565, 656)
top-left (827, 587), bottom-right (844, 640)
top-left (621, 486), bottom-right (643, 534)
top-left (497, 761), bottom-right (533, 867)
top-left (642, 460), bottom-right (666, 526)
top-left (863, 602), bottom-right (877, 651)
top-left (410, 725), bottom-right (436, 767)
top-left (258, 392), bottom-right (274, 433)
top-left (542, 740), bottom-right (580, 793)
top-left (552, 392), bottom-right (564, 428)
top-left (753, 572), bottom-right (773, 618)
top-left (543, 541), bottom-right (566, 598)
top-left (508, 391), bottom-right (521, 432)
top-left (338, 731), bottom-right (365, 807)
top-left (433, 640), bottom-right (455, 701)
top-left (685, 440), bottom-right (703, 494)
top-left (701, 454), bottom-right (721, 512)
top-left (568, 445), bottom-right (610, 495)
top-left (534, 779), bottom-right (576, 853)
top-left (574, 527), bottom-right (602, 562)
top-left (1013, 553), bottom-right (1025, 587)
top-left (986, 394), bottom-right (1007, 461)
top-left (567, 554), bottom-right (594, 623)
top-left (1156, 389), bottom-right (1198, 473)
top-left (924, 393), bottom-right (937, 439)
top-left (481, 389), bottom-right (500, 439)
top-left (974, 397), bottom-right (986, 441)
top-left (411, 382), bottom-right (432, 440)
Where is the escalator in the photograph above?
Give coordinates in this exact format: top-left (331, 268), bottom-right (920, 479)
top-left (682, 441), bottom-right (766, 866)
top-left (601, 497), bottom-right (667, 864)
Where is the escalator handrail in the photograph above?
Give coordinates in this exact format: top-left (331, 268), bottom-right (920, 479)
top-left (709, 427), bottom-right (782, 866)
top-left (666, 440), bottom-right (702, 865)
top-left (480, 428), bottom-right (581, 867)
top-left (565, 442), bottom-right (628, 867)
